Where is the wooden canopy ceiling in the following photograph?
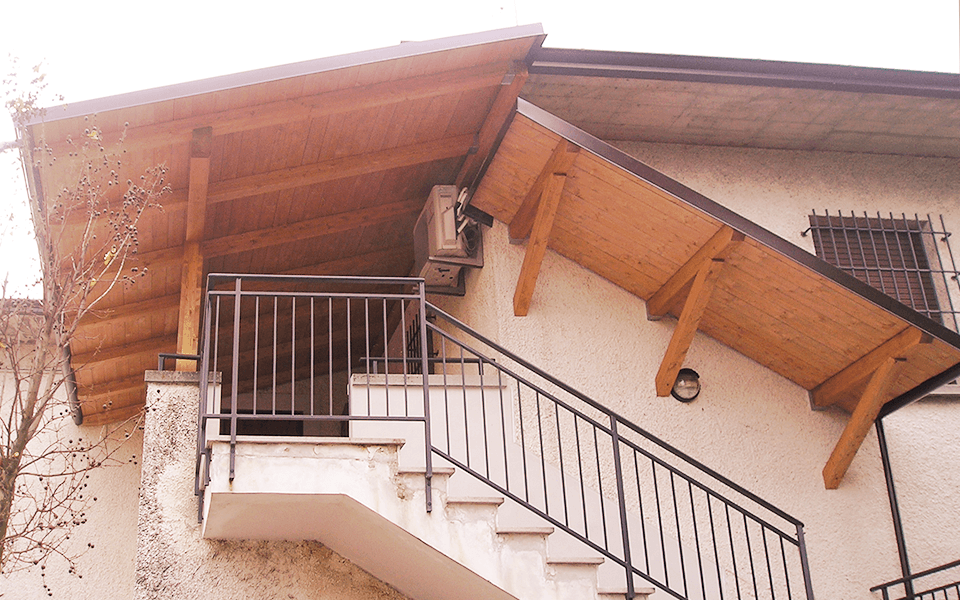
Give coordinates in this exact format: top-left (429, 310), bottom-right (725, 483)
top-left (470, 99), bottom-right (960, 487)
top-left (23, 26), bottom-right (545, 425)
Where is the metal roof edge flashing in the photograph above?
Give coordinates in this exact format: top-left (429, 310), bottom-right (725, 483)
top-left (515, 98), bottom-right (960, 354)
top-left (530, 48), bottom-right (960, 99)
top-left (27, 24), bottom-right (547, 126)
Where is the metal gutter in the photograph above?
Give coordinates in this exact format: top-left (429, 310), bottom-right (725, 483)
top-left (530, 47), bottom-right (960, 99)
top-left (28, 24), bottom-right (546, 126)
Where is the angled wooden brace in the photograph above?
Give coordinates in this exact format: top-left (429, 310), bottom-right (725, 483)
top-left (513, 172), bottom-right (566, 316)
top-left (655, 258), bottom-right (727, 397)
top-left (509, 139), bottom-right (579, 242)
top-left (176, 126), bottom-right (212, 371)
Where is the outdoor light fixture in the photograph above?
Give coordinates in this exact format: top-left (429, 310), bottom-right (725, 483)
top-left (671, 368), bottom-right (701, 402)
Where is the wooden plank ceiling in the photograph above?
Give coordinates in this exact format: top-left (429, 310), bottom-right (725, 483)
top-left (24, 26), bottom-right (545, 425)
top-left (471, 99), bottom-right (960, 487)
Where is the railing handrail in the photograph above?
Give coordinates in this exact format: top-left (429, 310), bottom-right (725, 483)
top-left (871, 557), bottom-right (960, 592)
top-left (426, 301), bottom-right (806, 529)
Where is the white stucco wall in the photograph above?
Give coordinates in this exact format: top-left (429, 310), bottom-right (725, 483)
top-left (433, 141), bottom-right (960, 600)
top-left (0, 372), bottom-right (142, 600)
top-left (136, 371), bottom-right (411, 600)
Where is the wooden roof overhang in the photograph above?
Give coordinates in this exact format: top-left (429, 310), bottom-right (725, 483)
top-left (470, 99), bottom-right (960, 487)
top-left (21, 25), bottom-right (545, 426)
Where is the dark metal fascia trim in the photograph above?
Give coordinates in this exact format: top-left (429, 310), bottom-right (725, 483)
top-left (530, 48), bottom-right (960, 100)
top-left (27, 24), bottom-right (547, 126)
top-left (878, 361), bottom-right (960, 418)
top-left (516, 97), bottom-right (960, 355)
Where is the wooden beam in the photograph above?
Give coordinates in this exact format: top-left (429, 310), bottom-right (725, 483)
top-left (647, 226), bottom-right (745, 320)
top-left (79, 293), bottom-right (180, 327)
top-left (43, 61), bottom-right (513, 156)
top-left (208, 134), bottom-right (474, 205)
top-left (176, 242), bottom-right (204, 370)
top-left (455, 61), bottom-right (529, 190)
top-left (810, 327), bottom-right (931, 410)
top-left (177, 128), bottom-right (212, 371)
top-left (513, 173), bottom-right (566, 316)
top-left (823, 357), bottom-right (906, 489)
top-left (72, 334), bottom-right (179, 366)
top-left (655, 259), bottom-right (726, 396)
top-left (509, 139), bottom-right (580, 242)
top-left (202, 198), bottom-right (421, 258)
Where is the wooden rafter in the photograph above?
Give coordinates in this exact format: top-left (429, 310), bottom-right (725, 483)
top-left (509, 139), bottom-right (580, 242)
top-left (810, 327), bottom-right (931, 411)
top-left (513, 173), bottom-right (566, 316)
top-left (647, 225), bottom-right (744, 320)
top-left (79, 293), bottom-right (180, 327)
top-left (208, 134), bottom-right (474, 205)
top-left (822, 357), bottom-right (906, 489)
top-left (655, 259), bottom-right (726, 397)
top-left (72, 334), bottom-right (179, 367)
top-left (177, 127), bottom-right (212, 370)
top-left (43, 61), bottom-right (512, 157)
top-left (455, 61), bottom-right (529, 190)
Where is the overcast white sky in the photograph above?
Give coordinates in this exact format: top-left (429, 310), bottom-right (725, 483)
top-left (2, 0), bottom-right (958, 294)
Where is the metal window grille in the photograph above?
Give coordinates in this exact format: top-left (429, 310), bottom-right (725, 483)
top-left (806, 211), bottom-right (960, 331)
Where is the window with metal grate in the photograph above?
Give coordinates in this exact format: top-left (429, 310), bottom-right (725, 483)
top-left (806, 211), bottom-right (960, 331)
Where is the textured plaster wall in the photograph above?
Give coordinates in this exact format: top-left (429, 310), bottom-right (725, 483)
top-left (0, 372), bottom-right (142, 600)
top-left (430, 144), bottom-right (960, 600)
top-left (136, 371), bottom-right (410, 600)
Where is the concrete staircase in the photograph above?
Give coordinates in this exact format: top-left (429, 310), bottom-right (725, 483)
top-left (201, 437), bottom-right (654, 600)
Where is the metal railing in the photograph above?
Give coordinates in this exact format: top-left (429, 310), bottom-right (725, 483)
top-left (872, 559), bottom-right (960, 600)
top-left (194, 274), bottom-right (814, 600)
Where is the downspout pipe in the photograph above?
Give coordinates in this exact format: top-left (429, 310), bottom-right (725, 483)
top-left (876, 417), bottom-right (913, 598)
top-left (62, 345), bottom-right (82, 425)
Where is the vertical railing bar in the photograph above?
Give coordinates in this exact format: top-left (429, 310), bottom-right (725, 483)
top-left (401, 299), bottom-right (409, 417)
top-left (556, 406), bottom-right (569, 527)
top-left (440, 336), bottom-right (451, 454)
top-left (796, 524), bottom-right (815, 600)
top-left (462, 347), bottom-right (471, 469)
top-left (762, 528), bottom-right (775, 600)
top-left (594, 426), bottom-right (608, 550)
top-left (611, 417), bottom-right (635, 600)
top-left (195, 287), bottom-right (213, 501)
top-left (229, 277), bottom-right (242, 482)
top-left (744, 513), bottom-right (759, 600)
top-left (938, 214), bottom-right (960, 326)
top-left (290, 297), bottom-right (296, 416)
top-left (252, 297), bottom-right (259, 414)
top-left (309, 297), bottom-right (314, 418)
top-left (576, 413), bottom-right (589, 538)
top-left (328, 298), bottom-right (333, 418)
top-left (364, 299), bottom-right (371, 413)
top-left (536, 391), bottom-right (549, 513)
top-left (780, 536), bottom-right (793, 600)
top-left (654, 461), bottom-right (669, 584)
top-left (498, 367), bottom-right (509, 493)
top-left (707, 493), bottom-right (725, 600)
top-left (689, 480), bottom-right (707, 600)
top-left (727, 504), bottom-right (742, 600)
top-left (928, 214), bottom-right (954, 324)
top-left (272, 297), bottom-right (277, 416)
top-left (633, 451), bottom-right (651, 573)
top-left (417, 282), bottom-right (432, 513)
top-left (382, 297), bottom-right (389, 414)
top-left (671, 471), bottom-right (689, 597)
top-left (518, 384), bottom-right (530, 503)
top-left (481, 359), bottom-right (491, 479)
top-left (346, 298), bottom-right (352, 416)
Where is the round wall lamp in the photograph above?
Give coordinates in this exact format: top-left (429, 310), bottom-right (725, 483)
top-left (671, 368), bottom-right (701, 402)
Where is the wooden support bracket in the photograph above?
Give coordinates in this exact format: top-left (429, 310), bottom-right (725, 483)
top-left (509, 139), bottom-right (579, 242)
top-left (647, 225), bottom-right (744, 320)
top-left (655, 258), bottom-right (726, 396)
top-left (823, 356), bottom-right (906, 489)
top-left (810, 327), bottom-right (932, 411)
top-left (513, 172), bottom-right (566, 316)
